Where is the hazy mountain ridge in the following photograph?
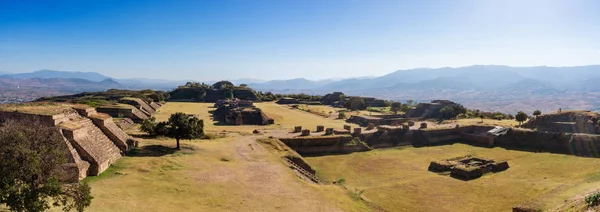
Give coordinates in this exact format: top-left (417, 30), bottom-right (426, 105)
top-left (2, 65), bottom-right (600, 113)
top-left (0, 70), bottom-right (111, 82)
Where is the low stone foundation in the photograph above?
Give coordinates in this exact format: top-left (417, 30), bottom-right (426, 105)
top-left (428, 155), bottom-right (509, 180)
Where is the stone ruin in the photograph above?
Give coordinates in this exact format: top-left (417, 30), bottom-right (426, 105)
top-left (405, 100), bottom-right (460, 119)
top-left (428, 155), bottom-right (509, 180)
top-left (301, 129), bottom-right (311, 136)
top-left (316, 125), bottom-right (325, 132)
top-left (213, 100), bottom-right (274, 125)
top-left (0, 103), bottom-right (136, 182)
top-left (214, 98), bottom-right (253, 108)
top-left (276, 97), bottom-right (300, 105)
top-left (96, 97), bottom-right (162, 123)
top-left (522, 110), bottom-right (600, 134)
top-left (321, 92), bottom-right (386, 108)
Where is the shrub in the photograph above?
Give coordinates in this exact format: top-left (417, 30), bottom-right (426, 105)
top-left (334, 178), bottom-right (346, 185)
top-left (140, 117), bottom-right (158, 135)
top-left (338, 111), bottom-right (347, 119)
top-left (585, 192), bottom-right (600, 207)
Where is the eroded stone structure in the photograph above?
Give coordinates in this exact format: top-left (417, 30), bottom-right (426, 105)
top-left (428, 155), bottom-right (509, 180)
top-left (213, 100), bottom-right (274, 125)
top-left (0, 104), bottom-right (136, 182)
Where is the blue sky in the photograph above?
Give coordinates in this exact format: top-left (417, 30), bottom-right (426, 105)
top-left (1, 0), bottom-right (599, 81)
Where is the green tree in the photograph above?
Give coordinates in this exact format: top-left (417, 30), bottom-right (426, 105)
top-left (533, 110), bottom-right (542, 117)
top-left (0, 118), bottom-right (93, 212)
top-left (166, 113), bottom-right (205, 149)
top-left (140, 117), bottom-right (158, 136)
top-left (515, 111), bottom-right (528, 126)
top-left (338, 111), bottom-right (347, 119)
top-left (439, 106), bottom-right (455, 119)
top-left (225, 89), bottom-right (234, 99)
top-left (345, 97), bottom-right (366, 111)
top-left (390, 102), bottom-right (402, 114)
top-left (212, 81), bottom-right (234, 90)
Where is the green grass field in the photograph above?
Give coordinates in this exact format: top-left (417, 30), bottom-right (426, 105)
top-left (305, 143), bottom-right (600, 212)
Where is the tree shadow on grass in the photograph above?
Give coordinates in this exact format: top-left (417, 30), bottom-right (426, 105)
top-left (127, 144), bottom-right (198, 157)
top-left (127, 145), bottom-right (177, 157)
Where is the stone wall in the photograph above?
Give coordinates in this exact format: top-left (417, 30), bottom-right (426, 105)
top-left (119, 98), bottom-right (155, 116)
top-left (96, 107), bottom-right (149, 123)
top-left (279, 136), bottom-right (369, 155)
top-left (149, 102), bottom-right (161, 111)
top-left (0, 105), bottom-right (132, 181)
top-left (89, 115), bottom-right (134, 152)
top-left (61, 117), bottom-right (122, 176)
top-left (232, 89), bottom-right (259, 101)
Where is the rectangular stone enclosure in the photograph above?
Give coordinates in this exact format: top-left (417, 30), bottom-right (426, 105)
top-left (428, 155), bottom-right (509, 180)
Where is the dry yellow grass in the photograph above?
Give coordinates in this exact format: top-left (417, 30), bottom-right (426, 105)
top-left (78, 136), bottom-right (373, 212)
top-left (305, 143), bottom-right (600, 212)
top-left (294, 104), bottom-right (386, 118)
top-left (153, 102), bottom-right (359, 133)
top-left (73, 102), bottom-right (375, 212)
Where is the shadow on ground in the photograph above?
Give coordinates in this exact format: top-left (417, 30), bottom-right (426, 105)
top-left (127, 145), bottom-right (181, 157)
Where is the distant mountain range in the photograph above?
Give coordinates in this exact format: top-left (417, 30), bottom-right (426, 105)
top-left (1, 65), bottom-right (600, 113)
top-left (1, 70), bottom-right (111, 82)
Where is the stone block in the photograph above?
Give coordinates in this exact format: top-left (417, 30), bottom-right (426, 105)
top-left (301, 129), bottom-right (311, 136)
top-left (316, 125), bottom-right (325, 132)
top-left (366, 123), bottom-right (375, 130)
top-left (353, 128), bottom-right (362, 136)
top-left (343, 125), bottom-right (351, 131)
top-left (294, 126), bottom-right (302, 133)
top-left (325, 128), bottom-right (334, 135)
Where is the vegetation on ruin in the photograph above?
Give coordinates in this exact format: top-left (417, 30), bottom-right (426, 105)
top-left (36, 89), bottom-right (168, 108)
top-left (0, 118), bottom-right (92, 212)
top-left (516, 111), bottom-right (528, 126)
top-left (345, 97), bottom-right (366, 111)
top-left (390, 102), bottom-right (402, 114)
top-left (533, 109), bottom-right (542, 117)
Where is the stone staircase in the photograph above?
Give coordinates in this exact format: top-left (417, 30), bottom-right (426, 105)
top-left (61, 117), bottom-right (122, 176)
top-left (283, 157), bottom-right (322, 184)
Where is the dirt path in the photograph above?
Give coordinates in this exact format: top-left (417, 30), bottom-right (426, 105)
top-left (182, 134), bottom-right (349, 212)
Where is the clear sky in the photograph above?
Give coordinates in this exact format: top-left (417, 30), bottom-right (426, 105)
top-left (1, 0), bottom-right (599, 81)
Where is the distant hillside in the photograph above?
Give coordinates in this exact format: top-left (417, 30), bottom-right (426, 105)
top-left (248, 65), bottom-right (600, 91)
top-left (248, 78), bottom-right (333, 90)
top-left (1, 70), bottom-right (110, 82)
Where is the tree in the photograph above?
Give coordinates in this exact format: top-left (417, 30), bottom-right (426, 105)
top-left (345, 97), bottom-right (366, 111)
top-left (533, 110), bottom-right (542, 117)
top-left (166, 113), bottom-right (204, 149)
top-left (390, 102), bottom-right (402, 114)
top-left (225, 89), bottom-right (234, 99)
top-left (338, 111), bottom-right (347, 119)
top-left (479, 114), bottom-right (485, 123)
top-left (515, 111), bottom-right (528, 126)
top-left (140, 117), bottom-right (158, 136)
top-left (439, 106), bottom-right (455, 119)
top-left (0, 118), bottom-right (93, 212)
top-left (212, 81), bottom-right (234, 90)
